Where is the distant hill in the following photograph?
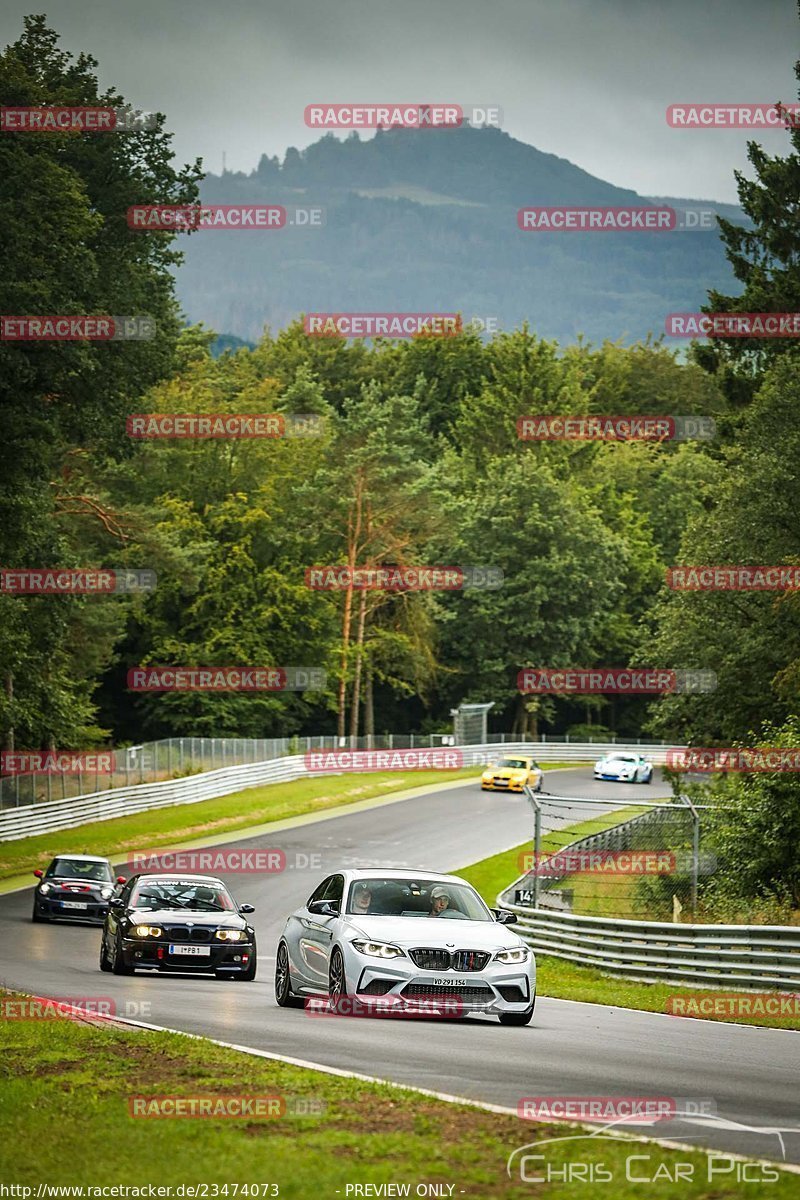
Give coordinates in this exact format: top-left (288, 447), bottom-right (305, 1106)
top-left (174, 126), bottom-right (744, 347)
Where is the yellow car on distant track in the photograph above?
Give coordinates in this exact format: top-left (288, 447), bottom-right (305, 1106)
top-left (481, 755), bottom-right (543, 793)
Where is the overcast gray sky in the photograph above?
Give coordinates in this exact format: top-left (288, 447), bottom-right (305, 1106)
top-left (1, 0), bottom-right (796, 200)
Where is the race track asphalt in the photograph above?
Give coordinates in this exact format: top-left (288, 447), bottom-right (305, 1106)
top-left (1, 766), bottom-right (798, 1167)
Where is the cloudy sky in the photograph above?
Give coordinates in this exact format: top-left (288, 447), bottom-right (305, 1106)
top-left (1, 0), bottom-right (796, 200)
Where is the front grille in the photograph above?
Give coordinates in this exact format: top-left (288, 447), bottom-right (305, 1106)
top-left (409, 948), bottom-right (490, 971)
top-left (409, 948), bottom-right (451, 970)
top-left (402, 983), bottom-right (494, 1002)
top-left (452, 950), bottom-right (490, 972)
top-left (164, 925), bottom-right (214, 942)
top-left (497, 984), bottom-right (528, 1003)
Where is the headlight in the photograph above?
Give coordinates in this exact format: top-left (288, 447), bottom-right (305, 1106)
top-left (481, 770), bottom-right (492, 779)
top-left (132, 925), bottom-right (162, 938)
top-left (39, 883), bottom-right (51, 895)
top-left (100, 887), bottom-right (113, 900)
top-left (351, 940), bottom-right (406, 959)
top-left (215, 929), bottom-right (247, 942)
top-left (493, 947), bottom-right (530, 964)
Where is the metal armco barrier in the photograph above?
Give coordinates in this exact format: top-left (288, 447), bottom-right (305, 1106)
top-left (499, 802), bottom-right (800, 990)
top-left (498, 903), bottom-right (800, 990)
top-left (0, 741), bottom-right (674, 841)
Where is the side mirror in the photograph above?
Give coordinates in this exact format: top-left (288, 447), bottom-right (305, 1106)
top-left (33, 869), bottom-right (43, 879)
top-left (308, 899), bottom-right (338, 917)
top-left (109, 897), bottom-right (124, 909)
top-left (116, 875), bottom-right (127, 884)
top-left (239, 903), bottom-right (255, 914)
top-left (493, 909), bottom-right (518, 925)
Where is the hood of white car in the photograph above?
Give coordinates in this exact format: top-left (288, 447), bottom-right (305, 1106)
top-left (343, 914), bottom-right (523, 950)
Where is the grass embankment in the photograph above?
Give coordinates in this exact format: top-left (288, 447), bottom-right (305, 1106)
top-left (0, 992), bottom-right (790, 1196)
top-left (0, 767), bottom-right (484, 881)
top-left (458, 822), bottom-right (800, 1032)
top-left (0, 763), bottom-right (579, 883)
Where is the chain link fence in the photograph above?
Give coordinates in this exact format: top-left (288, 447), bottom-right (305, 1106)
top-left (510, 792), bottom-right (716, 922)
top-left (0, 733), bottom-right (670, 809)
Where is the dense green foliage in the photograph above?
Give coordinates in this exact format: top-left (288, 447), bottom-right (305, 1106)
top-left (2, 16), bottom-right (800, 915)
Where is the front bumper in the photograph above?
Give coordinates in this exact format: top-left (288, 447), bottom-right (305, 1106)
top-left (481, 777), bottom-right (528, 792)
top-left (351, 959), bottom-right (535, 1013)
top-left (35, 894), bottom-right (108, 923)
top-left (121, 937), bottom-right (255, 973)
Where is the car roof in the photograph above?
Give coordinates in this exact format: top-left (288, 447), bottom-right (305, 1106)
top-left (52, 854), bottom-right (110, 863)
top-left (132, 873), bottom-right (227, 886)
top-left (342, 868), bottom-right (471, 885)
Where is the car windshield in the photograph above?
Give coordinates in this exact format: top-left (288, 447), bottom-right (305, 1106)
top-left (495, 758), bottom-right (529, 769)
top-left (609, 755), bottom-right (636, 763)
top-left (130, 879), bottom-right (236, 912)
top-left (46, 858), bottom-right (112, 883)
top-left (346, 877), bottom-right (493, 921)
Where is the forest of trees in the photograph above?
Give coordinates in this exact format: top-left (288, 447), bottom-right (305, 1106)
top-left (1, 16), bottom-right (799, 777)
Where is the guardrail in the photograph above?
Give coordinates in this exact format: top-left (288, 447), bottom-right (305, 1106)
top-left (0, 734), bottom-right (673, 808)
top-left (499, 801), bottom-right (800, 991)
top-left (0, 740), bottom-right (674, 841)
top-left (0, 739), bottom-right (669, 841)
top-left (500, 904), bottom-right (800, 990)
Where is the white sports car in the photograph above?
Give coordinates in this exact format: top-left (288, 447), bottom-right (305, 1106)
top-left (274, 869), bottom-right (536, 1025)
top-left (594, 753), bottom-right (653, 784)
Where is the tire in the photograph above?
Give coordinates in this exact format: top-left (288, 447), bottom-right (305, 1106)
top-left (328, 946), bottom-right (350, 1014)
top-left (111, 932), bottom-right (134, 975)
top-left (499, 990), bottom-right (536, 1027)
top-left (645, 772), bottom-right (652, 785)
top-left (275, 941), bottom-right (304, 1007)
top-left (32, 905), bottom-right (45, 923)
top-left (99, 935), bottom-right (113, 972)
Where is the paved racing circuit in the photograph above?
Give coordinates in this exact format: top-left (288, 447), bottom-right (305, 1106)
top-left (1, 767), bottom-right (798, 1165)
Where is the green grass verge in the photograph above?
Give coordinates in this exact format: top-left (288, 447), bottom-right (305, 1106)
top-left (0, 991), bottom-right (791, 1196)
top-left (0, 762), bottom-right (581, 884)
top-left (456, 805), bottom-right (645, 901)
top-left (458, 822), bottom-right (800, 1031)
top-left (0, 767), bottom-right (482, 881)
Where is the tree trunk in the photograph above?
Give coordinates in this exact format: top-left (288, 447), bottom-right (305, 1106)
top-left (364, 669), bottom-right (374, 743)
top-left (349, 590), bottom-right (368, 739)
top-left (512, 693), bottom-right (526, 737)
top-left (337, 478), bottom-right (364, 740)
top-left (4, 672), bottom-right (13, 752)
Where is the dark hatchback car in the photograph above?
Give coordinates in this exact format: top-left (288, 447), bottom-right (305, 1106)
top-left (32, 854), bottom-right (120, 924)
top-left (100, 873), bottom-right (257, 980)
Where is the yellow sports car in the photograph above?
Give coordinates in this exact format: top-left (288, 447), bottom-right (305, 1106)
top-left (481, 756), bottom-right (543, 793)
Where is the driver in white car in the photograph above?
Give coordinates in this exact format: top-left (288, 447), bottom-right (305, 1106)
top-left (351, 883), bottom-right (373, 915)
top-left (428, 886), bottom-right (451, 917)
